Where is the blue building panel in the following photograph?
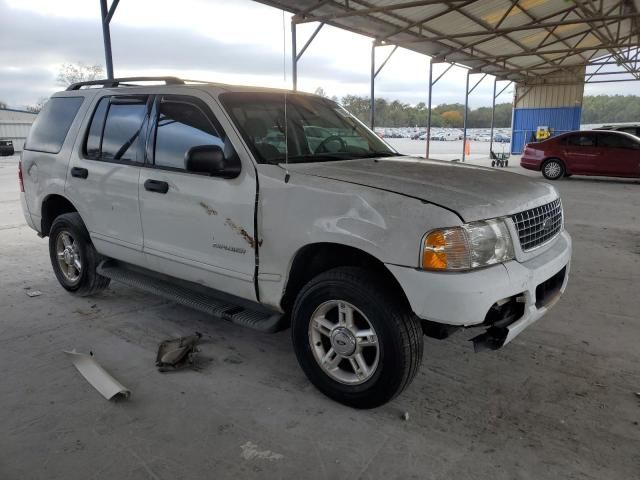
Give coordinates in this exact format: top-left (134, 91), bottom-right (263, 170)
top-left (511, 106), bottom-right (581, 154)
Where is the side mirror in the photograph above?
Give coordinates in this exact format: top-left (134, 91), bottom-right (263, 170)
top-left (185, 145), bottom-right (238, 178)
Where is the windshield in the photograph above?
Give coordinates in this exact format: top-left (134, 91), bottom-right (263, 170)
top-left (219, 92), bottom-right (400, 164)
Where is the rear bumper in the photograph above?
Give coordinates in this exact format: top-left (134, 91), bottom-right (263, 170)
top-left (20, 192), bottom-right (38, 231)
top-left (387, 230), bottom-right (572, 346)
top-left (520, 156), bottom-right (542, 171)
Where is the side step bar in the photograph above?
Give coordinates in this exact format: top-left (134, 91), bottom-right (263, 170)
top-left (97, 261), bottom-right (286, 333)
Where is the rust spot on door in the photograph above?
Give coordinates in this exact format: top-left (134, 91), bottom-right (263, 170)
top-left (225, 218), bottom-right (258, 249)
top-left (199, 202), bottom-right (217, 216)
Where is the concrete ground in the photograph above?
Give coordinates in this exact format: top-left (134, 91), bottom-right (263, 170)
top-left (1, 153), bottom-right (639, 480)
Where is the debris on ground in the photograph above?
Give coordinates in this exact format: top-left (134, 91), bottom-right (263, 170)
top-left (64, 350), bottom-right (130, 400)
top-left (25, 289), bottom-right (42, 297)
top-left (156, 332), bottom-right (202, 372)
top-left (635, 392), bottom-right (640, 399)
top-left (401, 411), bottom-right (410, 421)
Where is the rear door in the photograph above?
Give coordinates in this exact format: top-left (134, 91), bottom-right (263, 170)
top-left (138, 93), bottom-right (257, 301)
top-left (65, 94), bottom-right (150, 265)
top-left (562, 133), bottom-right (600, 174)
top-left (597, 133), bottom-right (640, 177)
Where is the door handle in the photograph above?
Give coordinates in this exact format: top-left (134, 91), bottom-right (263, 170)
top-left (71, 167), bottom-right (88, 179)
top-left (144, 179), bottom-right (169, 194)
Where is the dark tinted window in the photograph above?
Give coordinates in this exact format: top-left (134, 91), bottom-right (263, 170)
top-left (154, 98), bottom-right (232, 170)
top-left (85, 97), bottom-right (109, 159)
top-left (566, 134), bottom-right (595, 147)
top-left (599, 133), bottom-right (639, 149)
top-left (618, 127), bottom-right (639, 136)
top-left (101, 98), bottom-right (148, 162)
top-left (25, 97), bottom-right (83, 153)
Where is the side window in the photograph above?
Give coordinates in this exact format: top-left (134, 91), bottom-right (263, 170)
top-left (599, 133), bottom-right (639, 150)
top-left (25, 97), bottom-right (84, 153)
top-left (154, 98), bottom-right (234, 171)
top-left (566, 134), bottom-right (595, 147)
top-left (85, 97), bottom-right (109, 159)
top-left (84, 95), bottom-right (148, 162)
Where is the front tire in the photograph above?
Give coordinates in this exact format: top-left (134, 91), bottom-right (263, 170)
top-left (542, 158), bottom-right (564, 180)
top-left (291, 267), bottom-right (423, 408)
top-left (49, 213), bottom-right (110, 296)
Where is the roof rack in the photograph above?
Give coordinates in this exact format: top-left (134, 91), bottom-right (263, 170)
top-left (66, 76), bottom-right (185, 91)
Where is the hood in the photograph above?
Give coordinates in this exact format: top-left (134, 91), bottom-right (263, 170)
top-left (286, 157), bottom-right (558, 222)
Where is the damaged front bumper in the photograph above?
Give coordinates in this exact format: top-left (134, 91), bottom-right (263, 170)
top-left (387, 230), bottom-right (572, 350)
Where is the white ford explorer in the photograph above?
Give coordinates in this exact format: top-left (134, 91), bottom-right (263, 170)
top-left (19, 77), bottom-right (571, 408)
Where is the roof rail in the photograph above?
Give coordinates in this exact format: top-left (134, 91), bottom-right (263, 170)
top-left (66, 76), bottom-right (185, 91)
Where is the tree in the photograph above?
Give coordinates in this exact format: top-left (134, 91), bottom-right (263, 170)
top-left (57, 62), bottom-right (104, 87)
top-left (441, 110), bottom-right (463, 127)
top-left (314, 87), bottom-right (327, 97)
top-left (25, 97), bottom-right (48, 113)
top-left (0, 100), bottom-right (7, 109)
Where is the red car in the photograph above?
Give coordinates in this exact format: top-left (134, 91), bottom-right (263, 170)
top-left (520, 130), bottom-right (640, 180)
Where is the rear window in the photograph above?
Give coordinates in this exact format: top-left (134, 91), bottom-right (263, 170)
top-left (25, 97), bottom-right (84, 153)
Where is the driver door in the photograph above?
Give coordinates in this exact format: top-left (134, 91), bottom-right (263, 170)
top-left (139, 93), bottom-right (258, 301)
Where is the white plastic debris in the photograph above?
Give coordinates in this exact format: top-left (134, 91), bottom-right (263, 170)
top-left (25, 290), bottom-right (42, 297)
top-left (64, 350), bottom-right (130, 400)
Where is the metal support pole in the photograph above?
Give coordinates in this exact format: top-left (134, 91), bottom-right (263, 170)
top-left (100, 0), bottom-right (114, 79)
top-left (370, 42), bottom-right (375, 128)
top-left (426, 58), bottom-right (433, 160)
top-left (462, 69), bottom-right (470, 162)
top-left (291, 21), bottom-right (298, 91)
top-left (489, 76), bottom-right (497, 155)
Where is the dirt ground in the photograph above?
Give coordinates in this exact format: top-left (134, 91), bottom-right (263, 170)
top-left (1, 154), bottom-right (639, 479)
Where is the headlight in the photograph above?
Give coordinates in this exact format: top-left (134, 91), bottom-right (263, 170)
top-left (421, 218), bottom-right (514, 271)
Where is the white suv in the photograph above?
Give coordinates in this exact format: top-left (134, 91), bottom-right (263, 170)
top-left (19, 77), bottom-right (571, 408)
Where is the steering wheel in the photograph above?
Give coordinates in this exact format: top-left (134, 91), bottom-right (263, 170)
top-left (314, 135), bottom-right (348, 154)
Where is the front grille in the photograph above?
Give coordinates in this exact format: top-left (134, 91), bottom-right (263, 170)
top-left (512, 198), bottom-right (563, 251)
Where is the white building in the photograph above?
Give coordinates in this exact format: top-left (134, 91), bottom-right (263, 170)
top-left (0, 108), bottom-right (37, 152)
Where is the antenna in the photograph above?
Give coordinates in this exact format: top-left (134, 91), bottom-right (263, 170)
top-left (283, 92), bottom-right (290, 182)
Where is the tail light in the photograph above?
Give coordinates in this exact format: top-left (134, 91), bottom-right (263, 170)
top-left (18, 161), bottom-right (25, 192)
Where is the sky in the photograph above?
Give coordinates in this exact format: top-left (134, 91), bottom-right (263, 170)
top-left (0, 0), bottom-right (637, 110)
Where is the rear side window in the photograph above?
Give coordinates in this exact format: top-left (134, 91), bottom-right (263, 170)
top-left (565, 134), bottom-right (595, 147)
top-left (84, 95), bottom-right (148, 163)
top-left (25, 97), bottom-right (83, 153)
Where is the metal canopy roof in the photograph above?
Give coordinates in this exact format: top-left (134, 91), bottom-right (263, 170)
top-left (256, 0), bottom-right (640, 82)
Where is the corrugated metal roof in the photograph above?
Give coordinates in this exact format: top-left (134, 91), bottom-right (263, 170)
top-left (256, 0), bottom-right (640, 83)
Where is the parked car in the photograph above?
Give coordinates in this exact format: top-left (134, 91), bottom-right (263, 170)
top-left (494, 133), bottom-right (511, 143)
top-left (521, 130), bottom-right (640, 180)
top-left (20, 77), bottom-right (571, 408)
top-left (594, 124), bottom-right (640, 137)
top-left (0, 139), bottom-right (15, 156)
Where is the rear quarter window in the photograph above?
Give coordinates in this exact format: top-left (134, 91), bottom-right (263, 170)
top-left (25, 97), bottom-right (84, 154)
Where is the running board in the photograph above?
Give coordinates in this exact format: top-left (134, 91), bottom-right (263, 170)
top-left (97, 261), bottom-right (286, 333)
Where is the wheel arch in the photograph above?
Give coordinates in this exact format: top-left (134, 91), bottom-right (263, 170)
top-left (41, 194), bottom-right (80, 236)
top-left (281, 242), bottom-right (410, 313)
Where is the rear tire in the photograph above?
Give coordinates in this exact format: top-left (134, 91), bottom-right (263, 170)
top-left (49, 213), bottom-right (110, 296)
top-left (291, 266), bottom-right (423, 408)
top-left (542, 158), bottom-right (565, 180)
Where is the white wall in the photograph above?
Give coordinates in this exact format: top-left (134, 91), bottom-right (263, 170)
top-left (0, 109), bottom-right (37, 151)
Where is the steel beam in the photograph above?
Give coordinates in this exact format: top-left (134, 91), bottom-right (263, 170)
top-left (99, 0), bottom-right (118, 80)
top-left (295, 0), bottom-right (469, 24)
top-left (291, 21), bottom-right (297, 90)
top-left (462, 69), bottom-right (470, 162)
top-left (370, 43), bottom-right (375, 128)
top-left (291, 21), bottom-right (325, 91)
top-left (426, 58), bottom-right (433, 160)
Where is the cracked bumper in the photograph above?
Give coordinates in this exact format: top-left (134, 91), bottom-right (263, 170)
top-left (387, 230), bottom-right (572, 346)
